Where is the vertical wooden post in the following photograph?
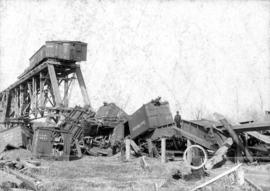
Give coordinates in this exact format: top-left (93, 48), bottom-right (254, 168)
top-left (27, 82), bottom-right (32, 114)
top-left (0, 91), bottom-right (9, 122)
top-left (147, 139), bottom-right (154, 157)
top-left (161, 138), bottom-right (166, 163)
top-left (75, 139), bottom-right (82, 158)
top-left (186, 139), bottom-right (192, 165)
top-left (63, 77), bottom-right (69, 107)
top-left (125, 138), bottom-right (130, 161)
top-left (19, 85), bottom-right (24, 116)
top-left (14, 88), bottom-right (19, 117)
top-left (32, 77), bottom-right (37, 117)
top-left (39, 73), bottom-right (45, 116)
top-left (48, 64), bottom-right (62, 106)
top-left (75, 67), bottom-right (91, 107)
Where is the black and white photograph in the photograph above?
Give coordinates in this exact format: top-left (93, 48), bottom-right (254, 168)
top-left (0, 0), bottom-right (270, 190)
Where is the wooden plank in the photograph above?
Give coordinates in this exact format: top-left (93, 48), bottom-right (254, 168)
top-left (75, 139), bottom-right (82, 158)
top-left (191, 163), bottom-right (242, 191)
top-left (147, 139), bottom-right (154, 157)
top-left (75, 67), bottom-right (91, 107)
top-left (161, 138), bottom-right (166, 163)
top-left (125, 139), bottom-right (131, 161)
top-left (130, 139), bottom-right (141, 155)
top-left (205, 138), bottom-right (233, 170)
top-left (48, 64), bottom-right (62, 106)
top-left (173, 126), bottom-right (217, 150)
top-left (245, 177), bottom-right (264, 191)
top-left (6, 168), bottom-right (43, 191)
top-left (246, 131), bottom-right (270, 144)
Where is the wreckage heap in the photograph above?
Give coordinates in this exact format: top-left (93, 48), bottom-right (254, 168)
top-left (0, 40), bottom-right (269, 167)
top-left (0, 40), bottom-right (269, 191)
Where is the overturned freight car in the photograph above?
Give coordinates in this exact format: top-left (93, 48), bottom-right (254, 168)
top-left (109, 98), bottom-right (186, 157)
top-left (128, 98), bottom-right (174, 139)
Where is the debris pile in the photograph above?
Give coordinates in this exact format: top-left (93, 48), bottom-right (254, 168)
top-left (0, 157), bottom-right (44, 191)
top-left (0, 40), bottom-right (269, 190)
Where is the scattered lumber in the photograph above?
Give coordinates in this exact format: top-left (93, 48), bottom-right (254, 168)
top-left (246, 131), bottom-right (270, 144)
top-left (214, 113), bottom-right (253, 162)
top-left (0, 159), bottom-right (45, 190)
top-left (25, 160), bottom-right (41, 167)
top-left (205, 138), bottom-right (233, 170)
top-left (75, 139), bottom-right (82, 158)
top-left (130, 139), bottom-right (141, 156)
top-left (5, 168), bottom-right (44, 191)
top-left (190, 163), bottom-right (242, 191)
top-left (140, 156), bottom-right (150, 170)
top-left (244, 177), bottom-right (263, 191)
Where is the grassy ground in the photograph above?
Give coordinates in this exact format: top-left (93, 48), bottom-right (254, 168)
top-left (24, 155), bottom-right (269, 191)
top-left (1, 150), bottom-right (269, 191)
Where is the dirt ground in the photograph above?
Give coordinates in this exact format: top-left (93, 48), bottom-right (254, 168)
top-left (1, 150), bottom-right (270, 191)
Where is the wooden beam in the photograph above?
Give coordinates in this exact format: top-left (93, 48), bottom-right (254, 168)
top-left (19, 85), bottom-right (24, 116)
top-left (190, 163), bottom-right (242, 191)
top-left (48, 64), bottom-right (62, 106)
top-left (27, 82), bottom-right (32, 114)
top-left (147, 139), bottom-right (154, 157)
top-left (205, 138), bottom-right (233, 170)
top-left (161, 138), bottom-right (166, 163)
top-left (172, 126), bottom-right (217, 151)
top-left (75, 67), bottom-right (91, 107)
top-left (63, 77), bottom-right (69, 107)
top-left (32, 77), bottom-right (37, 117)
top-left (75, 139), bottom-right (82, 158)
top-left (14, 88), bottom-right (19, 117)
top-left (0, 91), bottom-right (9, 122)
top-left (5, 167), bottom-right (43, 191)
top-left (39, 73), bottom-right (45, 116)
top-left (247, 131), bottom-right (270, 144)
top-left (214, 113), bottom-right (253, 163)
top-left (130, 139), bottom-right (141, 155)
top-left (125, 138), bottom-right (130, 161)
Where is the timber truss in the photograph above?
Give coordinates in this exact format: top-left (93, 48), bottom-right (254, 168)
top-left (0, 60), bottom-right (91, 129)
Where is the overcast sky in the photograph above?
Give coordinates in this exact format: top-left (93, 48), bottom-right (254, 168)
top-left (0, 0), bottom-right (269, 121)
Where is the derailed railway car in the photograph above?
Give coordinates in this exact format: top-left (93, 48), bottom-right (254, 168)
top-left (128, 99), bottom-right (174, 139)
top-left (19, 41), bottom-right (87, 79)
top-left (30, 41), bottom-right (87, 66)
